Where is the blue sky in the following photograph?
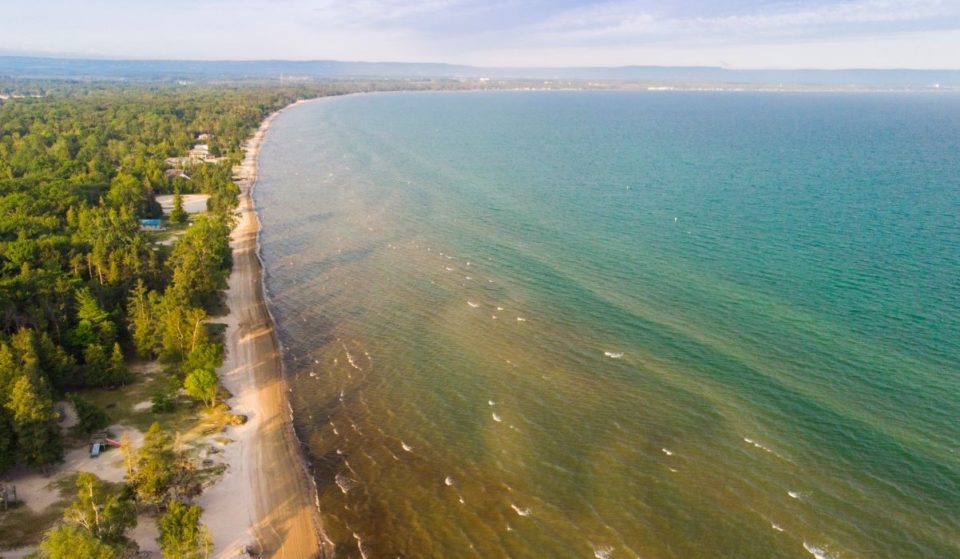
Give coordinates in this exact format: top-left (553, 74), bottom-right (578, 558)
top-left (3, 0), bottom-right (960, 68)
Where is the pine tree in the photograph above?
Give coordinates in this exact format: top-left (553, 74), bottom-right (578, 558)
top-left (0, 411), bottom-right (15, 474)
top-left (129, 423), bottom-right (175, 508)
top-left (5, 374), bottom-right (62, 469)
top-left (170, 187), bottom-right (187, 224)
top-left (127, 280), bottom-right (157, 358)
top-left (108, 343), bottom-right (129, 386)
top-left (157, 500), bottom-right (212, 559)
top-left (83, 343), bottom-right (110, 387)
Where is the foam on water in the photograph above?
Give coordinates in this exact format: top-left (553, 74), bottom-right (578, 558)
top-left (335, 473), bottom-right (357, 494)
top-left (803, 542), bottom-right (837, 559)
top-left (592, 544), bottom-right (614, 559)
top-left (511, 504), bottom-right (532, 516)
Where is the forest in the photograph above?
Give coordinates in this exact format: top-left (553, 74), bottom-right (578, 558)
top-left (0, 78), bottom-right (461, 556)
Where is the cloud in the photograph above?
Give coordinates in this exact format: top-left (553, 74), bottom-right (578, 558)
top-left (531, 0), bottom-right (960, 43)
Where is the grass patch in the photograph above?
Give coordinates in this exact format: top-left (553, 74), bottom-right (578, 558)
top-left (72, 361), bottom-right (198, 435)
top-left (0, 475), bottom-right (77, 550)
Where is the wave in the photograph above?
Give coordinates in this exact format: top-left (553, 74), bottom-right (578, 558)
top-left (335, 473), bottom-right (357, 494)
top-left (510, 504), bottom-right (532, 516)
top-left (467, 301), bottom-right (479, 308)
top-left (592, 544), bottom-right (614, 559)
top-left (803, 542), bottom-right (837, 559)
top-left (604, 351), bottom-right (624, 359)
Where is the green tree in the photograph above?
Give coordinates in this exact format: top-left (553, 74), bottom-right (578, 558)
top-left (108, 342), bottom-right (129, 386)
top-left (63, 472), bottom-right (136, 544)
top-left (126, 279), bottom-right (157, 358)
top-left (157, 500), bottom-right (212, 559)
top-left (82, 343), bottom-right (110, 387)
top-left (106, 172), bottom-right (147, 216)
top-left (169, 187), bottom-right (187, 224)
top-left (128, 422), bottom-right (174, 508)
top-left (69, 288), bottom-right (116, 349)
top-left (69, 395), bottom-right (110, 434)
top-left (183, 368), bottom-right (218, 408)
top-left (0, 412), bottom-right (15, 474)
top-left (182, 343), bottom-right (222, 377)
top-left (4, 374), bottom-right (62, 468)
top-left (37, 524), bottom-right (118, 559)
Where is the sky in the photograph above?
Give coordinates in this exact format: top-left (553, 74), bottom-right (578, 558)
top-left (3, 0), bottom-right (960, 68)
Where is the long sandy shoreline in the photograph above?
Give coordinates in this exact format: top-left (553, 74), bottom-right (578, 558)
top-left (201, 100), bottom-right (331, 558)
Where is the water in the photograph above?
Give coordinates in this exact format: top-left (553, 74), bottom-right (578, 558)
top-left (254, 91), bottom-right (960, 558)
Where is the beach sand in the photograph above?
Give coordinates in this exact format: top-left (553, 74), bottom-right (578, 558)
top-left (200, 101), bottom-right (329, 559)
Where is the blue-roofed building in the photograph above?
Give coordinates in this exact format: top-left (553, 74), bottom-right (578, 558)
top-left (139, 218), bottom-right (163, 231)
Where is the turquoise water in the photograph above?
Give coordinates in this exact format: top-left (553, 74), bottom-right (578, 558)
top-left (254, 91), bottom-right (960, 558)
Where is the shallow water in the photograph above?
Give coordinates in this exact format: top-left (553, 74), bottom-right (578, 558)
top-left (255, 91), bottom-right (960, 558)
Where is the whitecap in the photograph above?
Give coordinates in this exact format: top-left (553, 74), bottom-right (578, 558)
top-left (445, 476), bottom-right (454, 486)
top-left (604, 351), bottom-right (624, 359)
top-left (488, 400), bottom-right (495, 406)
top-left (492, 412), bottom-right (502, 422)
top-left (510, 504), bottom-right (531, 516)
top-left (788, 490), bottom-right (801, 499)
top-left (335, 473), bottom-right (357, 494)
top-left (467, 301), bottom-right (479, 308)
top-left (458, 496), bottom-right (465, 504)
top-left (592, 544), bottom-right (614, 559)
top-left (803, 542), bottom-right (837, 559)
top-left (445, 266), bottom-right (454, 271)
top-left (401, 442), bottom-right (413, 452)
top-left (771, 523), bottom-right (784, 532)
top-left (496, 306), bottom-right (504, 311)
top-left (661, 448), bottom-right (674, 456)
top-left (516, 317), bottom-right (526, 322)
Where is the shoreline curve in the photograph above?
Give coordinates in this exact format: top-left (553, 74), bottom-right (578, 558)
top-left (202, 99), bottom-right (333, 559)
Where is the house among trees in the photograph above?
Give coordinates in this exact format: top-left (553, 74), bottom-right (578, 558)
top-left (165, 168), bottom-right (190, 180)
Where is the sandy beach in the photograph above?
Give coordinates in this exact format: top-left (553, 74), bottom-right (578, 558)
top-left (200, 101), bottom-right (330, 559)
